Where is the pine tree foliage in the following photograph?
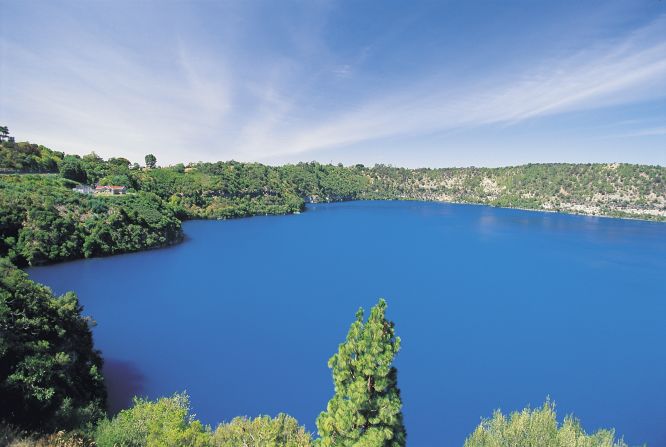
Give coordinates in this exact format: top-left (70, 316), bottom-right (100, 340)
top-left (316, 299), bottom-right (406, 447)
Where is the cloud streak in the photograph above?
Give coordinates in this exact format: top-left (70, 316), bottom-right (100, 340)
top-left (1, 3), bottom-right (664, 165)
top-left (231, 14), bottom-right (666, 159)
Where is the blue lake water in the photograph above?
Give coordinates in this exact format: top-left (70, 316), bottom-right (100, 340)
top-left (29, 201), bottom-right (666, 446)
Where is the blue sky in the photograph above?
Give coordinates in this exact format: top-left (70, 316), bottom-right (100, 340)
top-left (1, 0), bottom-right (665, 167)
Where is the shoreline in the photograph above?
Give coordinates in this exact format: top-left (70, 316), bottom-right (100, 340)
top-left (21, 196), bottom-right (666, 271)
top-left (313, 197), bottom-right (666, 223)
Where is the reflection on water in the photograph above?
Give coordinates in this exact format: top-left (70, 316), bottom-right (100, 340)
top-left (103, 358), bottom-right (145, 415)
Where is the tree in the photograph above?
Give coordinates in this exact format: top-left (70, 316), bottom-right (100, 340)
top-left (145, 153), bottom-right (157, 168)
top-left (108, 157), bottom-right (131, 169)
top-left (316, 299), bottom-right (406, 447)
top-left (59, 155), bottom-right (87, 183)
top-left (0, 126), bottom-right (9, 142)
top-left (0, 259), bottom-right (106, 432)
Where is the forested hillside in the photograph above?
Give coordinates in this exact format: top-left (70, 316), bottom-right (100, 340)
top-left (0, 139), bottom-right (63, 174)
top-left (1, 140), bottom-right (664, 255)
top-left (2, 137), bottom-right (664, 265)
top-left (364, 163), bottom-right (666, 220)
top-left (0, 175), bottom-right (182, 267)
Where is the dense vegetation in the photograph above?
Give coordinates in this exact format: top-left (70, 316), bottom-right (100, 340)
top-left (0, 135), bottom-right (63, 174)
top-left (464, 400), bottom-right (628, 447)
top-left (94, 394), bottom-right (312, 447)
top-left (2, 138), bottom-right (665, 260)
top-left (0, 259), bottom-right (105, 433)
top-left (1, 134), bottom-right (664, 237)
top-left (364, 163), bottom-right (666, 220)
top-left (0, 175), bottom-right (182, 267)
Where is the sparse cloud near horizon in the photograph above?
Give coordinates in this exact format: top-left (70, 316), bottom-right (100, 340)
top-left (1, 0), bottom-right (665, 167)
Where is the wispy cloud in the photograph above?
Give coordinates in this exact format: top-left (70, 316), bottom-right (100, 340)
top-left (1, 2), bottom-right (664, 165)
top-left (608, 126), bottom-right (666, 138)
top-left (230, 14), bottom-right (666, 159)
top-left (1, 29), bottom-right (234, 161)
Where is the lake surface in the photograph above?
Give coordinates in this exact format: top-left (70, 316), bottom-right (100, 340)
top-left (29, 201), bottom-right (666, 446)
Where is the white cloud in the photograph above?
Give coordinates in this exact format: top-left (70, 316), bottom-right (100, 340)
top-left (608, 127), bottom-right (666, 138)
top-left (230, 14), bottom-right (666, 160)
top-left (2, 5), bottom-right (665, 165)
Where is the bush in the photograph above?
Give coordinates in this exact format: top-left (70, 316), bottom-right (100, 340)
top-left (464, 400), bottom-right (628, 447)
top-left (95, 394), bottom-right (211, 447)
top-left (212, 414), bottom-right (312, 447)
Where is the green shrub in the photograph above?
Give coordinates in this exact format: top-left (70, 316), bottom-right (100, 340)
top-left (464, 400), bottom-right (628, 447)
top-left (95, 393), bottom-right (211, 447)
top-left (212, 414), bottom-right (312, 447)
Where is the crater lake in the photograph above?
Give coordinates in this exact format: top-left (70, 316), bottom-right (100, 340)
top-left (28, 201), bottom-right (666, 447)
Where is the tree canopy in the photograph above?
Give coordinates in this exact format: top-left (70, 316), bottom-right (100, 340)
top-left (0, 259), bottom-right (106, 432)
top-left (316, 299), bottom-right (406, 447)
top-left (145, 154), bottom-right (157, 169)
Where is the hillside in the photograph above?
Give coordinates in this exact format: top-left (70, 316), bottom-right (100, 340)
top-left (1, 139), bottom-right (665, 267)
top-left (362, 163), bottom-right (666, 220)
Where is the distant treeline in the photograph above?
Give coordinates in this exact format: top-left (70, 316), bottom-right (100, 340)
top-left (3, 137), bottom-right (665, 222)
top-left (1, 138), bottom-right (665, 266)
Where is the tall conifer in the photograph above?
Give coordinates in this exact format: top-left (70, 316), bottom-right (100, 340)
top-left (316, 299), bottom-right (406, 447)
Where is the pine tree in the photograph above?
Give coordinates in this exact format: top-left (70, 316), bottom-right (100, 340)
top-left (316, 299), bottom-right (406, 447)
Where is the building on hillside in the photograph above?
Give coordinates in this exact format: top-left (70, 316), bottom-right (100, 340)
top-left (94, 185), bottom-right (127, 195)
top-left (72, 184), bottom-right (94, 194)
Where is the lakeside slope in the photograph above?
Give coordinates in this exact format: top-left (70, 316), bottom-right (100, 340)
top-left (1, 139), bottom-right (664, 267)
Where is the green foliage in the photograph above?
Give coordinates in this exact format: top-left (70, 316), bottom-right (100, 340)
top-left (108, 157), bottom-right (131, 169)
top-left (79, 152), bottom-right (109, 185)
top-left (95, 394), bottom-right (314, 447)
top-left (0, 140), bottom-right (63, 173)
top-left (0, 175), bottom-right (182, 266)
top-left (59, 156), bottom-right (87, 183)
top-left (316, 299), bottom-right (406, 447)
top-left (212, 414), bottom-right (313, 447)
top-left (145, 154), bottom-right (157, 169)
top-left (0, 258), bottom-right (106, 432)
top-left (98, 174), bottom-right (132, 188)
top-left (360, 163), bottom-right (666, 220)
top-left (463, 400), bottom-right (629, 447)
top-left (95, 394), bottom-right (210, 447)
top-left (3, 136), bottom-right (665, 224)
